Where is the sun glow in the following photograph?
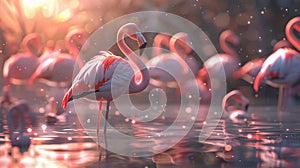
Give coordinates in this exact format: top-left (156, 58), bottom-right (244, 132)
top-left (21, 0), bottom-right (59, 19)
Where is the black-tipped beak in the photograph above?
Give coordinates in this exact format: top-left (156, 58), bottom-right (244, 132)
top-left (136, 32), bottom-right (147, 55)
top-left (245, 104), bottom-right (249, 111)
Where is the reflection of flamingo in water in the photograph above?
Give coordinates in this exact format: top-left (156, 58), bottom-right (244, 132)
top-left (45, 97), bottom-right (66, 125)
top-left (62, 23), bottom-right (149, 160)
top-left (7, 100), bottom-right (32, 154)
top-left (146, 32), bottom-right (195, 88)
top-left (254, 17), bottom-right (300, 112)
top-left (29, 29), bottom-right (89, 87)
top-left (198, 30), bottom-right (240, 88)
top-left (222, 90), bottom-right (250, 123)
top-left (3, 33), bottom-right (43, 93)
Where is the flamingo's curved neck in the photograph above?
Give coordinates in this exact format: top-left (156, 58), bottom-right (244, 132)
top-left (219, 31), bottom-right (239, 58)
top-left (22, 34), bottom-right (43, 56)
top-left (117, 23), bottom-right (149, 94)
top-left (286, 17), bottom-right (300, 51)
top-left (153, 33), bottom-right (172, 56)
top-left (170, 33), bottom-right (192, 58)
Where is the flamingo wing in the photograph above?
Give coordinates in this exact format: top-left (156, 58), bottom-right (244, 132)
top-left (62, 53), bottom-right (134, 109)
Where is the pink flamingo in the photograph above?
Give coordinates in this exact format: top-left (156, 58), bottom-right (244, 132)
top-left (169, 32), bottom-right (200, 75)
top-left (61, 23), bottom-right (149, 160)
top-left (29, 29), bottom-right (89, 87)
top-left (233, 40), bottom-right (292, 84)
top-left (254, 17), bottom-right (300, 112)
top-left (285, 17), bottom-right (300, 96)
top-left (198, 30), bottom-right (240, 87)
top-left (146, 32), bottom-right (194, 88)
top-left (222, 90), bottom-right (250, 123)
top-left (3, 33), bottom-right (43, 91)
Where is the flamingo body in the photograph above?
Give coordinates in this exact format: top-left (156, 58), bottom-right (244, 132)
top-left (62, 53), bottom-right (136, 107)
top-left (198, 30), bottom-right (240, 85)
top-left (146, 32), bottom-right (194, 88)
top-left (3, 53), bottom-right (39, 81)
top-left (3, 33), bottom-right (42, 85)
top-left (30, 53), bottom-right (76, 86)
top-left (254, 48), bottom-right (300, 91)
top-left (147, 53), bottom-right (189, 87)
top-left (30, 29), bottom-right (88, 86)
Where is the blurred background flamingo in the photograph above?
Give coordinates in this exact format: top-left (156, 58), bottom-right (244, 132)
top-left (29, 28), bottom-right (89, 87)
top-left (222, 90), bottom-right (250, 123)
top-left (254, 17), bottom-right (300, 112)
top-left (62, 23), bottom-right (149, 160)
top-left (233, 39), bottom-right (292, 84)
top-left (197, 30), bottom-right (240, 90)
top-left (3, 33), bottom-right (43, 95)
top-left (146, 32), bottom-right (196, 89)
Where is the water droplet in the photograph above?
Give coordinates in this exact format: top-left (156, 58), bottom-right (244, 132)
top-left (185, 107), bottom-right (192, 113)
top-left (115, 111), bottom-right (120, 116)
top-left (41, 124), bottom-right (47, 132)
top-left (225, 145), bottom-right (232, 151)
top-left (67, 137), bottom-right (72, 141)
top-left (261, 11), bottom-right (265, 14)
top-left (87, 119), bottom-right (91, 123)
top-left (247, 134), bottom-right (253, 139)
top-left (27, 128), bottom-right (32, 133)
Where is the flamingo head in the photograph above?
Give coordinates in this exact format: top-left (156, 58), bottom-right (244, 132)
top-left (221, 30), bottom-right (240, 47)
top-left (22, 33), bottom-right (43, 56)
top-left (65, 28), bottom-right (89, 56)
top-left (134, 32), bottom-right (147, 55)
top-left (171, 32), bottom-right (193, 55)
top-left (222, 90), bottom-right (249, 114)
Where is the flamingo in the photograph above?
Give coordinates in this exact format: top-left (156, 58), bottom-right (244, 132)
top-left (254, 17), bottom-right (300, 112)
top-left (7, 100), bottom-right (32, 154)
top-left (233, 39), bottom-right (292, 84)
top-left (29, 29), bottom-right (89, 87)
top-left (222, 90), bottom-right (250, 123)
top-left (146, 32), bottom-right (194, 88)
top-left (3, 33), bottom-right (43, 92)
top-left (253, 48), bottom-right (300, 111)
top-left (169, 32), bottom-right (200, 75)
top-left (198, 30), bottom-right (240, 88)
top-left (61, 23), bottom-right (149, 160)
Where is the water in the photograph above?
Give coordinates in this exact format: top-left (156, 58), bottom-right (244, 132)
top-left (1, 84), bottom-right (300, 167)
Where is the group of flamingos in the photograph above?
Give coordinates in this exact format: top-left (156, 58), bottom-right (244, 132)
top-left (1, 17), bottom-right (300, 160)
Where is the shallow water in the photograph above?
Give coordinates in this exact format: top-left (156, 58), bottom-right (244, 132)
top-left (1, 84), bottom-right (300, 168)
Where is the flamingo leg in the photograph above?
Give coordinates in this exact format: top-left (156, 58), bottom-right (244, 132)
top-left (97, 102), bottom-right (102, 161)
top-left (104, 101), bottom-right (110, 158)
top-left (278, 86), bottom-right (288, 120)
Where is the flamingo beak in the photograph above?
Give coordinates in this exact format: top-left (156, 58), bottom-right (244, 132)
top-left (136, 32), bottom-right (147, 55)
